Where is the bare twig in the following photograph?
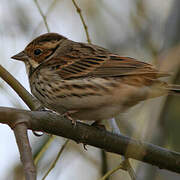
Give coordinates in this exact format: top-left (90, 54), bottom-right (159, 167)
top-left (100, 150), bottom-right (109, 179)
top-left (109, 118), bottom-right (137, 180)
top-left (71, 0), bottom-right (91, 44)
top-left (123, 160), bottom-right (137, 180)
top-left (0, 107), bottom-right (180, 174)
top-left (0, 65), bottom-right (41, 110)
top-left (98, 163), bottom-right (124, 180)
top-left (34, 135), bottom-right (56, 165)
top-left (100, 159), bottom-right (136, 180)
top-left (33, 0), bottom-right (58, 35)
top-left (14, 123), bottom-right (36, 180)
top-left (33, 0), bottom-right (50, 33)
top-left (42, 140), bottom-right (69, 180)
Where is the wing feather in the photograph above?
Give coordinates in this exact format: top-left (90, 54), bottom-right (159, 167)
top-left (57, 55), bottom-right (169, 79)
top-left (45, 42), bottom-right (169, 80)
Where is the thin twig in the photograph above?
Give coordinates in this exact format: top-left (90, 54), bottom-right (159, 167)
top-left (14, 123), bottom-right (36, 180)
top-left (109, 118), bottom-right (137, 180)
top-left (124, 160), bottom-right (137, 180)
top-left (98, 163), bottom-right (124, 180)
top-left (33, 0), bottom-right (58, 35)
top-left (34, 135), bottom-right (56, 165)
top-left (101, 150), bottom-right (109, 179)
top-left (71, 0), bottom-right (91, 43)
top-left (42, 140), bottom-right (69, 180)
top-left (99, 159), bottom-right (136, 180)
top-left (0, 65), bottom-right (41, 110)
top-left (45, 0), bottom-right (59, 15)
top-left (34, 0), bottom-right (50, 33)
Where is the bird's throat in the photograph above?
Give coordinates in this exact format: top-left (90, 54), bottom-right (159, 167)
top-left (24, 61), bottom-right (35, 78)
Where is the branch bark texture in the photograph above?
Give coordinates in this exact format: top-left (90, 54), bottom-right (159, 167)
top-left (0, 107), bottom-right (180, 174)
top-left (14, 123), bottom-right (36, 180)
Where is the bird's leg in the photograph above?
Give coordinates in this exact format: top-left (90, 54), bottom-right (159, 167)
top-left (108, 117), bottom-right (121, 134)
top-left (62, 110), bottom-right (78, 125)
top-left (108, 118), bottom-right (137, 177)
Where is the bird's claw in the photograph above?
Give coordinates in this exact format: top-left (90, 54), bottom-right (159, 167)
top-left (62, 110), bottom-right (78, 125)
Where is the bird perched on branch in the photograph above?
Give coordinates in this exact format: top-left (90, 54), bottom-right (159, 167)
top-left (12, 33), bottom-right (180, 123)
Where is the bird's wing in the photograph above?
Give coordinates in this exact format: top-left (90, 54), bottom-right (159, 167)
top-left (45, 43), bottom-right (169, 81)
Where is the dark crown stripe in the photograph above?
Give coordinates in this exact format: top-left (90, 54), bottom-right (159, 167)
top-left (37, 33), bottom-right (66, 43)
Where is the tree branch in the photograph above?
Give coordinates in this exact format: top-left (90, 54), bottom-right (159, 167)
top-left (0, 65), bottom-right (41, 110)
top-left (14, 123), bottom-right (36, 180)
top-left (109, 118), bottom-right (137, 180)
top-left (1, 107), bottom-right (180, 174)
top-left (72, 0), bottom-right (91, 44)
top-left (33, 0), bottom-right (50, 33)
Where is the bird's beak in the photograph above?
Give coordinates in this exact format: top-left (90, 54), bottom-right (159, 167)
top-left (11, 51), bottom-right (28, 61)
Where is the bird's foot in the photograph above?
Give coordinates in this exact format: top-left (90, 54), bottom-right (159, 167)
top-left (62, 110), bottom-right (78, 125)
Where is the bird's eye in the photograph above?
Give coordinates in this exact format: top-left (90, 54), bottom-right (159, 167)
top-left (34, 49), bottom-right (42, 56)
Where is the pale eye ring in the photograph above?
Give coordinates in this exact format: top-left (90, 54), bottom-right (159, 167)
top-left (34, 49), bottom-right (42, 56)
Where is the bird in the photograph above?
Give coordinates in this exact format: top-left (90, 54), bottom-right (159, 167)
top-left (11, 33), bottom-right (180, 123)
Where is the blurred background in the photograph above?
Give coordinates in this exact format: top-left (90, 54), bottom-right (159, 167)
top-left (0, 0), bottom-right (180, 179)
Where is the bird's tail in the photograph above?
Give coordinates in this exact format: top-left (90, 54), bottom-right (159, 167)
top-left (166, 84), bottom-right (180, 96)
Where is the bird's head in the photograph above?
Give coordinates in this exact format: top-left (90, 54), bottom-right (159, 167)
top-left (11, 33), bottom-right (67, 74)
